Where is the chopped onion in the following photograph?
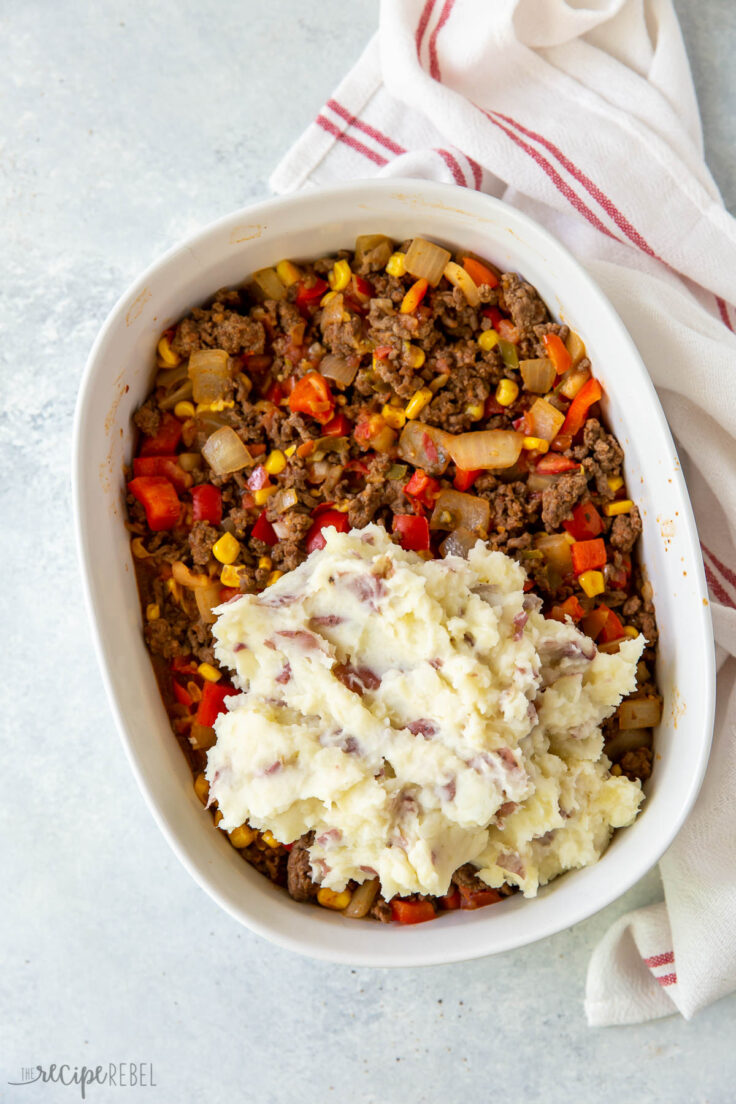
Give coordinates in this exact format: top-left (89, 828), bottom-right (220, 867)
top-left (172, 561), bottom-right (211, 588)
top-left (617, 696), bottom-right (662, 729)
top-left (343, 877), bottom-right (380, 919)
top-left (431, 489), bottom-right (490, 535)
top-left (268, 487), bottom-right (298, 515)
top-left (534, 532), bottom-right (573, 575)
top-left (565, 329), bottom-right (586, 367)
top-left (443, 260), bottom-right (480, 307)
top-left (156, 362), bottom-right (189, 390)
top-left (251, 266), bottom-right (287, 301)
top-left (190, 722), bottom-right (217, 751)
top-left (604, 727), bottom-right (653, 760)
top-left (526, 472), bottom-right (558, 492)
top-left (398, 420), bottom-right (452, 475)
top-left (201, 426), bottom-right (253, 475)
top-left (178, 452), bottom-right (201, 472)
top-left (404, 237), bottom-right (452, 287)
top-left (320, 353), bottom-right (358, 387)
top-left (558, 364), bottom-right (591, 400)
top-left (447, 430), bottom-right (523, 471)
top-left (526, 397), bottom-right (565, 442)
top-left (320, 292), bottom-right (346, 329)
top-left (520, 358), bottom-right (556, 395)
top-left (354, 234), bottom-right (393, 269)
top-left (188, 349), bottom-right (232, 404)
top-left (440, 526), bottom-right (481, 559)
top-left (196, 581), bottom-right (225, 624)
top-left (158, 379), bottom-right (194, 411)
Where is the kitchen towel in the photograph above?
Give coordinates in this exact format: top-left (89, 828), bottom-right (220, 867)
top-left (270, 0), bottom-right (736, 1025)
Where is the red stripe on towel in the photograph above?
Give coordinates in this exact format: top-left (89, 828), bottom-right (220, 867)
top-left (656, 973), bottom-right (678, 987)
top-left (315, 115), bottom-right (388, 167)
top-left (466, 156), bottom-right (483, 190)
top-left (702, 543), bottom-right (736, 590)
top-left (435, 148), bottom-right (467, 186)
top-left (715, 295), bottom-right (734, 332)
top-left (326, 100), bottom-right (406, 156)
top-left (644, 951), bottom-right (675, 968)
top-left (428, 0), bottom-right (455, 80)
top-left (704, 560), bottom-right (735, 608)
top-left (415, 0), bottom-right (438, 60)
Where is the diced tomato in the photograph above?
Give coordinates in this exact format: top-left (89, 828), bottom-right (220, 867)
top-left (512, 414), bottom-right (531, 434)
top-left (264, 380), bottom-right (285, 405)
top-left (497, 318), bottom-right (520, 344)
top-left (403, 469), bottom-right (441, 510)
top-left (570, 538), bottom-right (607, 575)
top-left (288, 372), bottom-right (335, 425)
top-left (191, 483), bottom-right (222, 526)
top-left (453, 467), bottom-right (482, 492)
top-left (195, 680), bottom-right (235, 728)
top-left (322, 411), bottom-right (352, 437)
top-left (294, 277), bottom-right (328, 311)
top-left (247, 464), bottom-right (271, 492)
top-left (249, 443), bottom-right (268, 456)
top-left (171, 655), bottom-right (198, 676)
top-left (132, 455), bottom-right (189, 493)
top-left (605, 553), bottom-right (631, 591)
top-left (438, 888), bottom-right (462, 911)
top-left (219, 587), bottom-right (241, 603)
top-left (127, 476), bottom-right (180, 531)
top-left (458, 885), bottom-right (503, 910)
top-left (535, 454), bottom-right (580, 474)
top-left (391, 899), bottom-right (436, 925)
top-left (139, 412), bottom-right (183, 457)
top-left (305, 509), bottom-right (350, 554)
top-left (563, 500), bottom-right (603, 541)
top-left (392, 514), bottom-right (430, 551)
top-left (373, 344), bottom-right (393, 361)
top-left (582, 607), bottom-right (610, 641)
top-left (462, 256), bottom-right (499, 289)
top-left (172, 680), bottom-right (193, 708)
top-left (482, 307), bottom-right (504, 328)
top-left (548, 595), bottom-right (585, 623)
top-left (598, 604), bottom-right (625, 643)
top-left (542, 332), bottom-right (572, 375)
top-left (241, 492), bottom-right (256, 510)
top-left (251, 511), bottom-right (278, 547)
top-left (484, 395), bottom-right (506, 418)
top-left (351, 274), bottom-right (374, 301)
top-left (561, 377), bottom-right (603, 438)
top-left (343, 458), bottom-right (370, 476)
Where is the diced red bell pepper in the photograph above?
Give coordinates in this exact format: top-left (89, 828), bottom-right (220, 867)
top-left (561, 377), bottom-right (603, 438)
top-left (195, 680), bottom-right (235, 728)
top-left (597, 604), bottom-right (625, 643)
top-left (171, 655), bottom-right (198, 676)
top-left (264, 380), bottom-right (285, 405)
top-left (453, 467), bottom-right (482, 492)
top-left (172, 680), bottom-right (193, 708)
top-left (343, 458), bottom-right (370, 476)
top-left (403, 469), bottom-right (441, 510)
top-left (484, 395), bottom-right (506, 418)
top-left (535, 454), bottom-right (580, 474)
top-left (139, 412), bottom-right (183, 457)
top-left (582, 607), bottom-right (610, 641)
top-left (482, 306), bottom-right (504, 328)
top-left (497, 318), bottom-right (520, 344)
top-left (373, 344), bottom-right (393, 361)
top-left (247, 464), bottom-right (271, 492)
top-left (191, 483), bottom-right (222, 526)
top-left (458, 885), bottom-right (503, 910)
top-left (542, 332), bottom-right (572, 375)
top-left (132, 455), bottom-right (189, 494)
top-left (288, 372), bottom-right (335, 425)
top-left (294, 277), bottom-right (328, 311)
top-left (392, 514), bottom-right (430, 551)
top-left (391, 899), bottom-right (436, 925)
top-left (570, 538), bottom-right (607, 575)
top-left (438, 888), bottom-right (462, 911)
top-left (548, 595), bottom-right (585, 624)
top-left (305, 509), bottom-right (350, 554)
top-left (462, 256), bottom-right (499, 289)
top-left (127, 476), bottom-right (180, 531)
top-left (563, 500), bottom-right (603, 541)
top-left (251, 510), bottom-right (278, 547)
top-left (350, 274), bottom-right (374, 301)
top-left (322, 411), bottom-right (352, 437)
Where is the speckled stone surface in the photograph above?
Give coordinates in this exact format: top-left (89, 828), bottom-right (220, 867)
top-left (2, 2), bottom-right (735, 1101)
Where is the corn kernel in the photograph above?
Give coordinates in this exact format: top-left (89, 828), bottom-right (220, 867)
top-left (266, 570), bottom-right (283, 587)
top-left (174, 400), bottom-right (195, 420)
top-left (382, 403), bottom-right (406, 430)
top-left (284, 444), bottom-right (296, 457)
top-left (403, 341), bottom-right (426, 369)
top-left (328, 259), bottom-right (352, 292)
top-left (478, 329), bottom-right (500, 352)
top-left (258, 556), bottom-right (272, 571)
top-left (276, 259), bottom-right (301, 287)
top-left (429, 373), bottom-right (450, 394)
top-left (209, 399), bottom-right (235, 413)
top-left (522, 436), bottom-right (549, 453)
top-left (157, 335), bottom-right (180, 366)
top-left (603, 499), bottom-right (634, 517)
top-left (166, 577), bottom-right (181, 601)
top-left (606, 475), bottom-right (624, 493)
top-left (220, 564), bottom-right (242, 588)
top-left (228, 824), bottom-right (257, 848)
top-left (317, 887), bottom-right (353, 911)
top-left (465, 402), bottom-right (484, 420)
top-left (261, 830), bottom-right (280, 849)
top-left (579, 570), bottom-right (605, 598)
top-left (193, 773), bottom-right (209, 806)
top-left (264, 449), bottom-right (287, 475)
top-left (212, 531), bottom-right (240, 564)
top-left (187, 680), bottom-right (202, 703)
top-left (496, 378), bottom-right (519, 406)
top-left (198, 662), bottom-right (222, 683)
top-left (386, 251), bottom-right (407, 277)
top-left (624, 625), bottom-right (640, 638)
top-left (320, 290), bottom-right (337, 307)
top-left (254, 486), bottom-right (277, 506)
top-left (145, 602), bottom-right (160, 621)
top-left (405, 387), bottom-right (433, 419)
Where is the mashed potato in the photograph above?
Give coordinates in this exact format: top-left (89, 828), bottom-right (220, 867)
top-left (206, 525), bottom-right (644, 900)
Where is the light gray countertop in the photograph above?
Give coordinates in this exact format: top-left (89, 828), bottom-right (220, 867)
top-left (3, 2), bottom-right (735, 1101)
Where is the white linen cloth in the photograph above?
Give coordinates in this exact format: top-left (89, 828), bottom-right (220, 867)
top-left (270, 0), bottom-right (736, 1026)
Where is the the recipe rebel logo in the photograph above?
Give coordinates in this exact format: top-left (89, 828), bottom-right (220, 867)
top-left (7, 1063), bottom-right (157, 1098)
